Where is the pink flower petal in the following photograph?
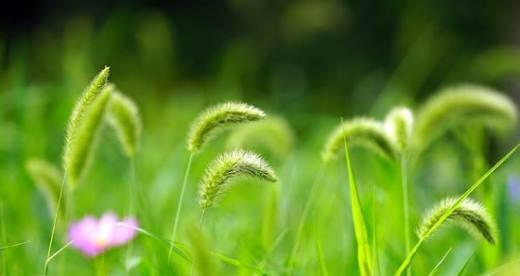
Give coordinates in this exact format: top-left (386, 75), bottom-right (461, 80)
top-left (68, 212), bottom-right (139, 257)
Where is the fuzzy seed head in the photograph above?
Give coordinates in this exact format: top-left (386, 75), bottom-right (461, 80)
top-left (384, 106), bottom-right (414, 152)
top-left (64, 67), bottom-right (110, 167)
top-left (322, 118), bottom-right (397, 162)
top-left (64, 84), bottom-right (114, 188)
top-left (414, 84), bottom-right (518, 148)
top-left (106, 91), bottom-right (142, 157)
top-left (187, 102), bottom-right (266, 154)
top-left (198, 150), bottom-right (277, 209)
top-left (418, 197), bottom-right (496, 244)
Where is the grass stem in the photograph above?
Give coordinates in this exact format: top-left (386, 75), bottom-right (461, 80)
top-left (43, 173), bottom-right (67, 276)
top-left (168, 153), bottom-right (194, 262)
top-left (400, 154), bottom-right (411, 276)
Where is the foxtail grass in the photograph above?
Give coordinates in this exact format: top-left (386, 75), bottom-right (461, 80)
top-left (168, 102), bottom-right (266, 264)
top-left (198, 150), bottom-right (277, 210)
top-left (187, 102), bottom-right (266, 154)
top-left (417, 198), bottom-right (496, 244)
top-left (394, 143), bottom-right (519, 275)
top-left (106, 91), bottom-right (142, 158)
top-left (322, 118), bottom-right (397, 162)
top-left (63, 83), bottom-right (114, 188)
top-left (413, 84), bottom-right (517, 150)
top-left (45, 68), bottom-right (112, 275)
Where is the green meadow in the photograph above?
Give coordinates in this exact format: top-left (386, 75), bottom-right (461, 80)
top-left (1, 4), bottom-right (520, 275)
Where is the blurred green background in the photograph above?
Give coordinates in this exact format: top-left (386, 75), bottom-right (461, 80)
top-left (1, 0), bottom-right (520, 275)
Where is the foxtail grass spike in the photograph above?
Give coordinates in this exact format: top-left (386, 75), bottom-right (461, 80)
top-left (414, 84), bottom-right (517, 148)
top-left (384, 107), bottom-right (414, 152)
top-left (417, 197), bottom-right (496, 244)
top-left (63, 67), bottom-right (109, 169)
top-left (106, 91), bottom-right (142, 157)
top-left (198, 150), bottom-right (277, 209)
top-left (187, 102), bottom-right (266, 154)
top-left (25, 158), bottom-right (65, 216)
top-left (64, 84), bottom-right (114, 188)
top-left (322, 118), bottom-right (397, 162)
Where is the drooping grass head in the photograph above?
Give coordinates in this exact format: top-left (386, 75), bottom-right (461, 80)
top-left (384, 106), bottom-right (414, 152)
top-left (414, 84), bottom-right (518, 149)
top-left (198, 150), bottom-right (277, 209)
top-left (322, 118), bottom-right (397, 162)
top-left (417, 197), bottom-right (496, 244)
top-left (106, 91), bottom-right (142, 157)
top-left (187, 102), bottom-right (266, 154)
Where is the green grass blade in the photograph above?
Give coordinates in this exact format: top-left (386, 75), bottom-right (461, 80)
top-left (212, 252), bottom-right (268, 275)
top-left (456, 251), bottom-right (475, 276)
top-left (343, 136), bottom-right (373, 276)
top-left (315, 235), bottom-right (328, 276)
top-left (427, 248), bottom-right (452, 276)
top-left (394, 143), bottom-right (519, 275)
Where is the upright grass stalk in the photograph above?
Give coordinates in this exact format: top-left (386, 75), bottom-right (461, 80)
top-left (343, 135), bottom-right (373, 276)
top-left (400, 154), bottom-right (410, 276)
top-left (394, 144), bottom-right (519, 275)
top-left (168, 152), bottom-right (194, 261)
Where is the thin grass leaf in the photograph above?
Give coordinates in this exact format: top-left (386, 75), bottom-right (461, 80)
top-left (323, 118), bottom-right (397, 162)
top-left (343, 136), bottom-right (373, 276)
top-left (63, 83), bottom-right (114, 188)
top-left (187, 102), bottom-right (266, 153)
top-left (0, 241), bottom-right (30, 251)
top-left (212, 252), bottom-right (268, 275)
top-left (315, 236), bottom-right (328, 276)
top-left (25, 158), bottom-right (65, 216)
top-left (414, 84), bottom-right (517, 149)
top-left (418, 198), bottom-right (496, 244)
top-left (198, 150), bottom-right (277, 209)
top-left (106, 91), bottom-right (142, 157)
top-left (456, 251), bottom-right (475, 276)
top-left (394, 143), bottom-right (519, 275)
top-left (427, 248), bottom-right (452, 276)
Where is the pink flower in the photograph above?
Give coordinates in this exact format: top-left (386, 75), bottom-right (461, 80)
top-left (68, 212), bottom-right (138, 257)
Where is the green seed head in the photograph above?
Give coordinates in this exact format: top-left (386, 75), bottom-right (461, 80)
top-left (187, 102), bottom-right (266, 154)
top-left (198, 150), bottom-right (277, 210)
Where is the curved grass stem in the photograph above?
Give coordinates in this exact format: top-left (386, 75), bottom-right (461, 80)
top-left (168, 153), bottom-right (194, 262)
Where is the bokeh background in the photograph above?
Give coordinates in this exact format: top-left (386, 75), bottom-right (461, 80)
top-left (1, 0), bottom-right (520, 275)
